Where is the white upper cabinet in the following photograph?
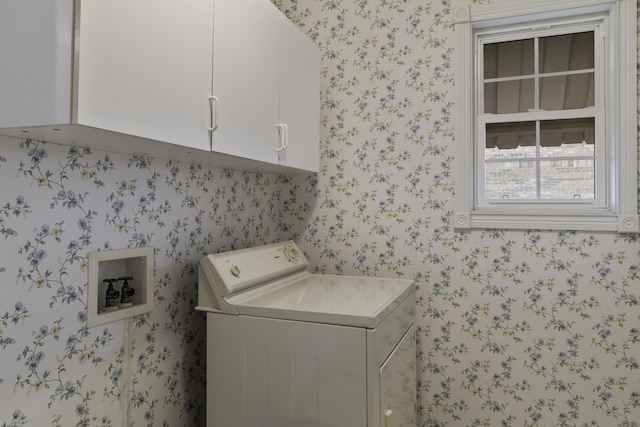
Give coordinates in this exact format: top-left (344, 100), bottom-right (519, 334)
top-left (0, 0), bottom-right (320, 173)
top-left (211, 0), bottom-right (320, 172)
top-left (77, 0), bottom-right (214, 151)
top-left (0, 0), bottom-right (74, 128)
top-left (277, 13), bottom-right (321, 173)
top-left (211, 0), bottom-right (280, 163)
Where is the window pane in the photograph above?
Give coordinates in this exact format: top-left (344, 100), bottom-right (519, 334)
top-left (539, 118), bottom-right (595, 157)
top-left (486, 121), bottom-right (536, 158)
top-left (485, 79), bottom-right (534, 113)
top-left (485, 161), bottom-right (536, 199)
top-left (484, 39), bottom-right (534, 79)
top-left (540, 159), bottom-right (595, 199)
top-left (539, 32), bottom-right (594, 73)
top-left (484, 118), bottom-right (596, 200)
top-left (540, 74), bottom-right (594, 110)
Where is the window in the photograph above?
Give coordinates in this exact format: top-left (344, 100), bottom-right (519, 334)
top-left (452, 0), bottom-right (638, 232)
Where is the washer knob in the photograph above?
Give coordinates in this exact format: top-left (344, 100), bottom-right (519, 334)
top-left (284, 247), bottom-right (299, 262)
top-left (230, 265), bottom-right (241, 277)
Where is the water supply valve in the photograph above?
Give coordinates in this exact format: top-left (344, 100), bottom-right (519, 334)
top-left (119, 276), bottom-right (136, 306)
top-left (102, 278), bottom-right (121, 310)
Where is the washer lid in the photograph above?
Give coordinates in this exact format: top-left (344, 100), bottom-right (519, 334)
top-left (226, 273), bottom-right (415, 328)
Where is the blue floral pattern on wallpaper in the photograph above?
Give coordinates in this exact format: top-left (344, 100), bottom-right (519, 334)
top-left (1, 139), bottom-right (279, 426)
top-left (2, 0), bottom-right (640, 426)
top-left (276, 0), bottom-right (640, 426)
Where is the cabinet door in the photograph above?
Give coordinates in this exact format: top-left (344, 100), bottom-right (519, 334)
top-left (211, 0), bottom-right (280, 162)
top-left (278, 17), bottom-right (321, 173)
top-left (0, 0), bottom-right (74, 128)
top-left (77, 0), bottom-right (213, 150)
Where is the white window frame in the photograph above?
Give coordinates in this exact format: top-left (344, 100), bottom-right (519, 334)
top-left (453, 0), bottom-right (638, 232)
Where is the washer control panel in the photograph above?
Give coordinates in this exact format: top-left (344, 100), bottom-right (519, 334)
top-left (207, 241), bottom-right (309, 297)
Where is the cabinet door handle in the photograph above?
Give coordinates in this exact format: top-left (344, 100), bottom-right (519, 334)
top-left (208, 96), bottom-right (219, 132)
top-left (276, 123), bottom-right (288, 152)
top-left (384, 409), bottom-right (393, 427)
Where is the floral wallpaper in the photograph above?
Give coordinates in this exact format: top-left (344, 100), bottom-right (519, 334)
top-left (0, 137), bottom-right (280, 426)
top-left (1, 1), bottom-right (639, 427)
top-left (276, 0), bottom-right (640, 426)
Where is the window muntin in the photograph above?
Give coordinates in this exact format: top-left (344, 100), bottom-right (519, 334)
top-left (476, 23), bottom-right (604, 206)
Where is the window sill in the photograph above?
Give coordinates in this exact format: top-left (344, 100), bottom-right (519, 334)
top-left (454, 210), bottom-right (639, 233)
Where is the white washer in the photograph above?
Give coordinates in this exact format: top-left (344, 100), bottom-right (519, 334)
top-left (196, 241), bottom-right (416, 427)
